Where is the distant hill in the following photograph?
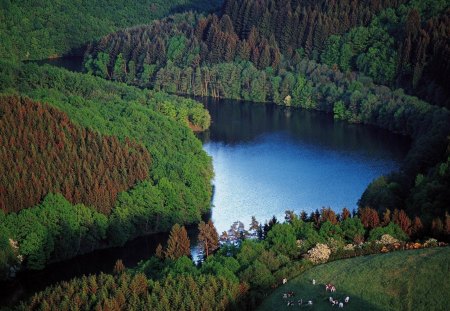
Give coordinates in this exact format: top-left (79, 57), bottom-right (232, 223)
top-left (0, 0), bottom-right (222, 61)
top-left (258, 247), bottom-right (450, 311)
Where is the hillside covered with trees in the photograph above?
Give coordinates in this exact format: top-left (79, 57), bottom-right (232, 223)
top-left (0, 61), bottom-right (213, 272)
top-left (83, 0), bottom-right (450, 230)
top-left (0, 95), bottom-right (151, 214)
top-left (0, 0), bottom-right (222, 61)
top-left (84, 0), bottom-right (449, 107)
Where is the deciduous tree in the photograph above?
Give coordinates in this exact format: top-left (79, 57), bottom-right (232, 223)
top-left (198, 220), bottom-right (219, 257)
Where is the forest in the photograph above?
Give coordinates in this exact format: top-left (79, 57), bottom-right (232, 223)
top-left (0, 0), bottom-right (449, 309)
top-left (13, 207), bottom-right (450, 310)
top-left (0, 0), bottom-right (222, 61)
top-left (0, 61), bottom-right (213, 272)
top-left (84, 0), bottom-right (449, 107)
top-left (83, 0), bottom-right (450, 230)
top-left (0, 95), bottom-right (151, 214)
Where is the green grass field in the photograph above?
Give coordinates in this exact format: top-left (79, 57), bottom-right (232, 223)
top-left (257, 247), bottom-right (450, 311)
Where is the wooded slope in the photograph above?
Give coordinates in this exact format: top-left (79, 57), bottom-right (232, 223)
top-left (0, 95), bottom-right (151, 214)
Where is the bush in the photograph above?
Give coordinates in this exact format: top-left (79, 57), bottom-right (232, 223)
top-left (378, 234), bottom-right (399, 245)
top-left (327, 237), bottom-right (345, 253)
top-left (304, 243), bottom-right (331, 264)
top-left (423, 238), bottom-right (438, 248)
top-left (368, 222), bottom-right (408, 242)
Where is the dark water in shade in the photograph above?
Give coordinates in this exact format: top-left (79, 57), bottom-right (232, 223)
top-left (196, 98), bottom-right (410, 234)
top-left (0, 227), bottom-right (203, 307)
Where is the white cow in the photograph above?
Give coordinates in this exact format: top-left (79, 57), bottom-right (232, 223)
top-left (339, 302), bottom-right (344, 308)
top-left (308, 300), bottom-right (313, 305)
top-left (345, 296), bottom-right (350, 303)
top-left (312, 279), bottom-right (316, 285)
top-left (283, 278), bottom-right (288, 284)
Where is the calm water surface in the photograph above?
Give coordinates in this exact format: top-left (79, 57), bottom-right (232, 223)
top-left (197, 98), bottom-right (410, 233)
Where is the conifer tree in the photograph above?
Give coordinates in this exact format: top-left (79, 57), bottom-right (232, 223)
top-left (410, 216), bottom-right (424, 239)
top-left (359, 207), bottom-right (380, 229)
top-left (113, 259), bottom-right (126, 275)
top-left (382, 209), bottom-right (392, 226)
top-left (166, 224), bottom-right (191, 260)
top-left (249, 216), bottom-right (259, 232)
top-left (341, 207), bottom-right (351, 221)
top-left (155, 243), bottom-right (164, 259)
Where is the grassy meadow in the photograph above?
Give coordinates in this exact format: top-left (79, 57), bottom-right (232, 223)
top-left (257, 247), bottom-right (450, 311)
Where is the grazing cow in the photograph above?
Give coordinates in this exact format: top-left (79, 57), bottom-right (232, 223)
top-left (308, 300), bottom-right (313, 305)
top-left (298, 299), bottom-right (303, 306)
top-left (325, 283), bottom-right (335, 291)
top-left (331, 285), bottom-right (336, 292)
top-left (339, 302), bottom-right (344, 308)
top-left (283, 278), bottom-right (287, 284)
top-left (283, 293), bottom-right (288, 299)
top-left (287, 291), bottom-right (295, 297)
top-left (312, 279), bottom-right (316, 285)
top-left (345, 296), bottom-right (350, 303)
top-left (329, 297), bottom-right (334, 303)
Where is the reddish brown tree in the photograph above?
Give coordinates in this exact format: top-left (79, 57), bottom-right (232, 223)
top-left (155, 244), bottom-right (164, 259)
top-left (445, 212), bottom-right (450, 236)
top-left (320, 207), bottom-right (338, 225)
top-left (410, 216), bottom-right (424, 239)
top-left (431, 217), bottom-right (444, 238)
top-left (341, 208), bottom-right (351, 221)
top-left (113, 259), bottom-right (126, 275)
top-left (198, 220), bottom-right (219, 257)
top-left (393, 209), bottom-right (412, 235)
top-left (382, 209), bottom-right (392, 226)
top-left (165, 224), bottom-right (191, 260)
top-left (359, 207), bottom-right (380, 229)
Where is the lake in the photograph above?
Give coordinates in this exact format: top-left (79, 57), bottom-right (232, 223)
top-left (197, 98), bottom-right (410, 234)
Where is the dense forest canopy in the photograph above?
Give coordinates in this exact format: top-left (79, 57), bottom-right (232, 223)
top-left (0, 0), bottom-right (223, 61)
top-left (0, 95), bottom-right (151, 214)
top-left (0, 61), bottom-right (213, 271)
top-left (84, 0), bottom-right (449, 108)
top-left (82, 0), bottom-right (450, 226)
top-left (222, 0), bottom-right (408, 53)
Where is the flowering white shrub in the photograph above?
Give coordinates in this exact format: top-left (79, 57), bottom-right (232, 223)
top-left (305, 243), bottom-right (331, 264)
top-left (343, 243), bottom-right (355, 251)
top-left (377, 234), bottom-right (399, 245)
